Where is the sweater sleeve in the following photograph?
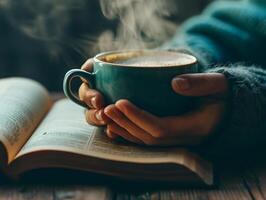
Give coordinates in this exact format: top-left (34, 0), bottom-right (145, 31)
top-left (203, 65), bottom-right (266, 158)
top-left (162, 1), bottom-right (266, 157)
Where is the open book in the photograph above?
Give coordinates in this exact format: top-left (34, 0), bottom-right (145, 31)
top-left (0, 78), bottom-right (213, 186)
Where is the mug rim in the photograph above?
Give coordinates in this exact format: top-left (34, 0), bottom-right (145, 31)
top-left (93, 49), bottom-right (197, 69)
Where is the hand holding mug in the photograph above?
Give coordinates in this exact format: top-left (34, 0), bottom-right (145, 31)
top-left (76, 61), bottom-right (228, 146)
top-left (64, 50), bottom-right (228, 146)
top-left (101, 73), bottom-right (228, 145)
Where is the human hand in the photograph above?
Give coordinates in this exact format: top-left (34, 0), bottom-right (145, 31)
top-left (78, 58), bottom-right (110, 126)
top-left (103, 73), bottom-right (228, 146)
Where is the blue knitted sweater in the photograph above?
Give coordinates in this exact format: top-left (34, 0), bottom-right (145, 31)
top-left (163, 0), bottom-right (266, 158)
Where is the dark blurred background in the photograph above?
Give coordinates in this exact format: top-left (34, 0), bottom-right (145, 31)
top-left (0, 0), bottom-right (212, 91)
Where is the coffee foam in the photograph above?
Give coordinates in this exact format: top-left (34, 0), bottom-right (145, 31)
top-left (99, 51), bottom-right (196, 67)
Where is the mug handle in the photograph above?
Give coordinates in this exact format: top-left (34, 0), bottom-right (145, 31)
top-left (63, 69), bottom-right (95, 108)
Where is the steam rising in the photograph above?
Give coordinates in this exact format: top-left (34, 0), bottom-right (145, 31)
top-left (0, 0), bottom-right (178, 58)
top-left (97, 0), bottom-right (178, 51)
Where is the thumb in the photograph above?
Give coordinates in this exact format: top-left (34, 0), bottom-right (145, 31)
top-left (80, 58), bottom-right (94, 83)
top-left (171, 73), bottom-right (228, 96)
top-left (81, 58), bottom-right (94, 72)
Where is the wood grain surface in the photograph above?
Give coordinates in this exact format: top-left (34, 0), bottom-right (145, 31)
top-left (1, 162), bottom-right (265, 200)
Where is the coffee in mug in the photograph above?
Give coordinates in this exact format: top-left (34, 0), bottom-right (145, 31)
top-left (112, 52), bottom-right (194, 67)
top-left (63, 50), bottom-right (198, 116)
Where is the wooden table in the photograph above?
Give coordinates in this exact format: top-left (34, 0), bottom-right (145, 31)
top-left (0, 160), bottom-right (266, 200)
top-left (1, 94), bottom-right (265, 200)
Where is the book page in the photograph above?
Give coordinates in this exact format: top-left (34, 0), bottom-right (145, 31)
top-left (0, 78), bottom-right (52, 163)
top-left (15, 99), bottom-right (212, 185)
top-left (17, 99), bottom-right (197, 164)
top-left (16, 99), bottom-right (96, 158)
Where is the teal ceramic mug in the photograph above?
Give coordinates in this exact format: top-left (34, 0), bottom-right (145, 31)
top-left (63, 50), bottom-right (198, 116)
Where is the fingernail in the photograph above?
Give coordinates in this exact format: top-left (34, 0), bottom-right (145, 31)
top-left (104, 106), bottom-right (118, 119)
top-left (106, 129), bottom-right (112, 138)
top-left (173, 77), bottom-right (190, 90)
top-left (106, 130), bottom-right (117, 139)
top-left (105, 128), bottom-right (112, 137)
top-left (95, 110), bottom-right (103, 121)
top-left (91, 96), bottom-right (97, 108)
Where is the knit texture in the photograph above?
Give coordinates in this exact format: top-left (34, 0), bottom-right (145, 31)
top-left (163, 0), bottom-right (266, 158)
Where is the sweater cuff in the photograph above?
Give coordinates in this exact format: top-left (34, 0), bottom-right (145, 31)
top-left (200, 66), bottom-right (265, 159)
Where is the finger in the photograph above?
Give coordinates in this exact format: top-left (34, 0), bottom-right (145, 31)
top-left (80, 58), bottom-right (94, 83)
top-left (104, 129), bottom-right (118, 139)
top-left (105, 102), bottom-right (213, 146)
top-left (104, 105), bottom-right (155, 144)
top-left (172, 73), bottom-right (228, 96)
top-left (105, 122), bottom-right (201, 146)
top-left (79, 83), bottom-right (105, 109)
top-left (115, 99), bottom-right (223, 144)
top-left (115, 100), bottom-right (165, 138)
top-left (107, 122), bottom-right (143, 144)
top-left (85, 109), bottom-right (110, 126)
top-left (81, 58), bottom-right (94, 72)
